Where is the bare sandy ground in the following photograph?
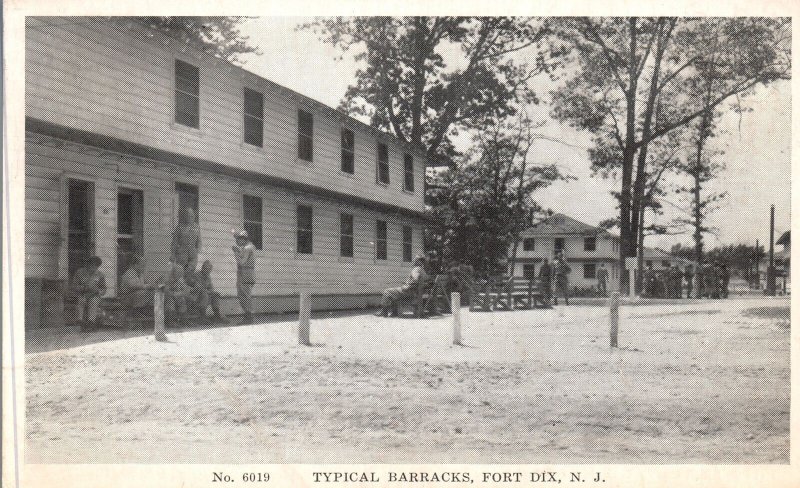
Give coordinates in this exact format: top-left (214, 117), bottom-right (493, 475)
top-left (24, 297), bottom-right (789, 464)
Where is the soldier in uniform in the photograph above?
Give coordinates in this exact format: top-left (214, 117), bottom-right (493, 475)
top-left (198, 260), bottom-right (228, 323)
top-left (684, 265), bottom-right (694, 299)
top-left (670, 265), bottom-right (682, 298)
top-left (705, 263), bottom-right (718, 298)
top-left (538, 258), bottom-right (553, 306)
top-left (596, 262), bottom-right (609, 297)
top-left (171, 207), bottom-right (201, 272)
top-left (185, 265), bottom-right (212, 325)
top-left (719, 263), bottom-right (730, 298)
top-left (164, 261), bottom-right (190, 327)
top-left (118, 255), bottom-right (156, 319)
top-left (553, 255), bottom-right (571, 306)
top-left (71, 256), bottom-right (107, 332)
top-left (376, 255), bottom-right (428, 317)
top-left (643, 263), bottom-right (656, 297)
top-left (233, 230), bottom-right (256, 325)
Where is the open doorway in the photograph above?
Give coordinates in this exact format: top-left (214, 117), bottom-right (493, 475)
top-left (117, 188), bottom-right (143, 286)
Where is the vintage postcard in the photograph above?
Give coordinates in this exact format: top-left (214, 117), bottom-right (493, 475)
top-left (2, 0), bottom-right (798, 487)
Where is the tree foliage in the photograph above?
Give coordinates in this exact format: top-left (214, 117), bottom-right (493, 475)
top-left (550, 17), bottom-right (791, 291)
top-left (424, 115), bottom-right (566, 275)
top-left (300, 17), bottom-right (561, 162)
top-left (139, 17), bottom-right (261, 63)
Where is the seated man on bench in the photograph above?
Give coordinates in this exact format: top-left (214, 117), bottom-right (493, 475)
top-left (375, 255), bottom-right (428, 317)
top-left (185, 260), bottom-right (228, 324)
top-left (118, 256), bottom-right (156, 323)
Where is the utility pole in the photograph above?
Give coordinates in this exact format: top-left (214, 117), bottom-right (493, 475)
top-left (767, 205), bottom-right (776, 296)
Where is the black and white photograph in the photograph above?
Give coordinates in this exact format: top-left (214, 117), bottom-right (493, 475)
top-left (4, 3), bottom-right (797, 486)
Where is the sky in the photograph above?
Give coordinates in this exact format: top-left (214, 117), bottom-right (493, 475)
top-left (236, 17), bottom-right (791, 252)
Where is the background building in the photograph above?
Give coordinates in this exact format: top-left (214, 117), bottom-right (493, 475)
top-left (511, 213), bottom-right (690, 292)
top-left (25, 17), bottom-right (426, 327)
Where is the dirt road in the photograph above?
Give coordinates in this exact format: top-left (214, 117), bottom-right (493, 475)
top-left (25, 297), bottom-right (789, 463)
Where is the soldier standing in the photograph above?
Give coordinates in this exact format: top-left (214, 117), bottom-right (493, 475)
top-left (684, 265), bottom-right (694, 299)
top-left (538, 258), bottom-right (553, 306)
top-left (171, 207), bottom-right (201, 272)
top-left (720, 263), bottom-right (730, 298)
top-left (643, 263), bottom-right (656, 297)
top-left (553, 255), bottom-right (571, 306)
top-left (596, 263), bottom-right (609, 297)
top-left (233, 230), bottom-right (256, 325)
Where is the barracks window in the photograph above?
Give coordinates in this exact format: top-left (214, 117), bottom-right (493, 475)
top-left (243, 88), bottom-right (264, 147)
top-left (403, 154), bottom-right (414, 192)
top-left (584, 263), bottom-right (596, 279)
top-left (376, 220), bottom-right (387, 260)
top-left (298, 110), bottom-right (314, 162)
top-left (297, 205), bottom-right (313, 254)
top-left (584, 237), bottom-right (596, 252)
top-left (243, 195), bottom-right (263, 250)
top-left (523, 238), bottom-right (535, 251)
top-left (175, 60), bottom-right (200, 128)
top-left (340, 213), bottom-right (354, 258)
top-left (341, 128), bottom-right (355, 174)
top-left (377, 142), bottom-right (390, 184)
top-left (402, 226), bottom-right (413, 262)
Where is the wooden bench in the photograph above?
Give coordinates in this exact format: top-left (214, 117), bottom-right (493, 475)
top-left (468, 278), bottom-right (496, 312)
top-left (492, 276), bottom-right (549, 310)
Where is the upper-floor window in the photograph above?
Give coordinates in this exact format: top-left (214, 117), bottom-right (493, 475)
top-left (584, 237), bottom-right (596, 252)
top-left (297, 205), bottom-right (313, 254)
top-left (523, 238), bottom-right (535, 251)
top-left (377, 142), bottom-right (390, 184)
top-left (554, 238), bottom-right (565, 252)
top-left (340, 213), bottom-right (354, 258)
top-left (243, 194), bottom-right (263, 250)
top-left (376, 220), bottom-right (387, 260)
top-left (341, 128), bottom-right (355, 174)
top-left (298, 110), bottom-right (313, 162)
top-left (175, 60), bottom-right (199, 128)
top-left (403, 225), bottom-right (413, 262)
top-left (403, 154), bottom-right (414, 192)
top-left (243, 88), bottom-right (264, 147)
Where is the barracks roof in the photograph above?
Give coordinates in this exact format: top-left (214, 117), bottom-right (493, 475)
top-left (522, 213), bottom-right (614, 237)
top-left (777, 230), bottom-right (790, 246)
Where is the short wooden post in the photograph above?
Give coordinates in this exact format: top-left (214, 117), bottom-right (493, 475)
top-left (298, 292), bottom-right (311, 346)
top-left (154, 288), bottom-right (167, 342)
top-left (452, 292), bottom-right (462, 346)
top-left (610, 291), bottom-right (620, 348)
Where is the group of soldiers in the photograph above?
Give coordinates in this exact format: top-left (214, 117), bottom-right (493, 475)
top-left (71, 207), bottom-right (257, 331)
top-left (536, 252), bottom-right (574, 306)
top-left (642, 261), bottom-right (730, 299)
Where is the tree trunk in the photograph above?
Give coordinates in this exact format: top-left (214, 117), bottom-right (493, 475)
top-left (636, 206), bottom-right (646, 295)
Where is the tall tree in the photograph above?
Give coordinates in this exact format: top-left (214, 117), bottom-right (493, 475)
top-left (300, 17), bottom-right (558, 163)
top-left (137, 17), bottom-right (261, 63)
top-left (551, 17), bottom-right (791, 291)
top-left (425, 114), bottom-right (565, 275)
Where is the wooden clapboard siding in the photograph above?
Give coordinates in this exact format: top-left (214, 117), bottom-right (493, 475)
top-left (26, 17), bottom-right (425, 216)
top-left (26, 133), bottom-right (424, 300)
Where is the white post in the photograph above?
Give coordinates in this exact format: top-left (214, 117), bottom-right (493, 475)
top-left (610, 291), bottom-right (619, 348)
top-left (452, 292), bottom-right (462, 346)
top-left (298, 292), bottom-right (311, 346)
top-left (628, 268), bottom-right (636, 300)
top-left (154, 288), bottom-right (167, 342)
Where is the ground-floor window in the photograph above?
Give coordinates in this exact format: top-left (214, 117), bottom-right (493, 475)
top-left (340, 213), bottom-right (354, 258)
top-left (523, 263), bottom-right (536, 279)
top-left (243, 194), bottom-right (263, 250)
top-left (297, 205), bottom-right (313, 254)
top-left (584, 263), bottom-right (596, 279)
top-left (376, 220), bottom-right (388, 260)
top-left (402, 226), bottom-right (412, 262)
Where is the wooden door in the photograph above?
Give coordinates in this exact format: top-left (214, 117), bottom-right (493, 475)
top-left (67, 178), bottom-right (95, 279)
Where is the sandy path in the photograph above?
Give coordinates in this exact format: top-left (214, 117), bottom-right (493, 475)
top-left (25, 297), bottom-right (789, 463)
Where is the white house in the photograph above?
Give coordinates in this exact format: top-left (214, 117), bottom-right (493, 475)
top-left (511, 213), bottom-right (690, 292)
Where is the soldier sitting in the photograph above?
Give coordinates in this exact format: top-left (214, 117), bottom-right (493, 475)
top-left (185, 260), bottom-right (228, 324)
top-left (375, 255), bottom-right (428, 317)
top-left (118, 255), bottom-right (156, 323)
top-left (70, 256), bottom-right (107, 332)
top-left (164, 262), bottom-right (191, 327)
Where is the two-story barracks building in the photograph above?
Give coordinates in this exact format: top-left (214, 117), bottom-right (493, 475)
top-left (25, 17), bottom-right (426, 325)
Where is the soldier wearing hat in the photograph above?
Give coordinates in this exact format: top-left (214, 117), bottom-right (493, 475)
top-left (171, 207), bottom-right (201, 272)
top-left (376, 255), bottom-right (428, 317)
top-left (233, 229), bottom-right (256, 325)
